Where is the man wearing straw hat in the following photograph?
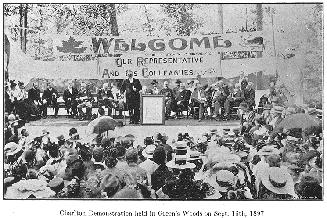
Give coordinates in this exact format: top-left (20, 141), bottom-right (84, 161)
top-left (267, 106), bottom-right (284, 128)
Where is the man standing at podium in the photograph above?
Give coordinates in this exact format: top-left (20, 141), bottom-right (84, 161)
top-left (121, 71), bottom-right (142, 124)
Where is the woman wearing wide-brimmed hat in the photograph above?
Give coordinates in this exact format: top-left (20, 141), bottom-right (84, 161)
top-left (256, 167), bottom-right (298, 199)
top-left (204, 169), bottom-right (253, 200)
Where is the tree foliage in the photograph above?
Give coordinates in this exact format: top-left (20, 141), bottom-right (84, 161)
top-left (73, 4), bottom-right (120, 36)
top-left (160, 4), bottom-right (203, 36)
top-left (4, 4), bottom-right (21, 16)
top-left (274, 4), bottom-right (322, 105)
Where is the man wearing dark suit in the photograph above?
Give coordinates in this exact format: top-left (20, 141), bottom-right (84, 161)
top-left (27, 83), bottom-right (42, 119)
top-left (63, 81), bottom-right (79, 117)
top-left (191, 82), bottom-right (207, 122)
top-left (211, 80), bottom-right (229, 119)
top-left (77, 83), bottom-right (94, 120)
top-left (244, 82), bottom-right (256, 110)
top-left (97, 83), bottom-right (116, 116)
top-left (224, 84), bottom-right (244, 118)
top-left (172, 79), bottom-right (182, 99)
top-left (175, 83), bottom-right (191, 118)
top-left (120, 71), bottom-right (142, 124)
top-left (159, 81), bottom-right (175, 118)
top-left (42, 83), bottom-right (59, 118)
top-left (28, 83), bottom-right (41, 102)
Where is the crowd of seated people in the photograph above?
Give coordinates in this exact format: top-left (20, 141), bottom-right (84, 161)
top-left (3, 100), bottom-right (323, 199)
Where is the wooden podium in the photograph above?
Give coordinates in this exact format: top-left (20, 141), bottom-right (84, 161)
top-left (140, 95), bottom-right (165, 125)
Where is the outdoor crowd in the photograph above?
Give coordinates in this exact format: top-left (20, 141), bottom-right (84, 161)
top-left (4, 88), bottom-right (323, 199)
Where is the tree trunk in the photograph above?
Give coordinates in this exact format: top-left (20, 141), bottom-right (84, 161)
top-left (256, 4), bottom-right (263, 31)
top-left (19, 4), bottom-right (28, 53)
top-left (178, 5), bottom-right (190, 36)
top-left (109, 4), bottom-right (119, 36)
top-left (217, 4), bottom-right (223, 79)
top-left (256, 4), bottom-right (264, 90)
top-left (217, 4), bottom-right (223, 33)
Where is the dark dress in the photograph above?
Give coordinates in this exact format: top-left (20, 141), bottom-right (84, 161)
top-left (151, 164), bottom-right (174, 191)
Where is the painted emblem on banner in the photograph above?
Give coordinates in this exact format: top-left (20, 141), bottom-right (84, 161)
top-left (57, 36), bottom-right (87, 54)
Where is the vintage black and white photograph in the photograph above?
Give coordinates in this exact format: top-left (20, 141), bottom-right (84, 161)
top-left (3, 3), bottom-right (323, 201)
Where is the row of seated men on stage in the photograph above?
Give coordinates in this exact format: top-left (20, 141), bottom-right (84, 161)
top-left (5, 80), bottom-right (126, 122)
top-left (142, 78), bottom-right (255, 122)
top-left (5, 76), bottom-right (255, 123)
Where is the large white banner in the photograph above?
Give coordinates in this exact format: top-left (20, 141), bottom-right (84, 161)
top-left (8, 31), bottom-right (270, 81)
top-left (51, 32), bottom-right (264, 58)
top-left (98, 53), bottom-right (220, 79)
